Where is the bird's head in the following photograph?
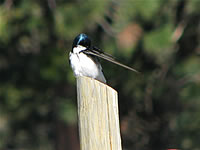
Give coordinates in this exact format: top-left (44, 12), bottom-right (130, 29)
top-left (72, 33), bottom-right (91, 51)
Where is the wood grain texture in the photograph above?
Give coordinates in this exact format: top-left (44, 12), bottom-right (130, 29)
top-left (76, 76), bottom-right (122, 150)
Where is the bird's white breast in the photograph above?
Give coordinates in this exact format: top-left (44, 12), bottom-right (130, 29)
top-left (69, 46), bottom-right (106, 83)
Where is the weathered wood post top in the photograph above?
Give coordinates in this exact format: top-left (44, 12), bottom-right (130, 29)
top-left (76, 76), bottom-right (122, 150)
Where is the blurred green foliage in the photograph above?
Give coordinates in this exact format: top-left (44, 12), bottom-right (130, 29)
top-left (0, 0), bottom-right (200, 150)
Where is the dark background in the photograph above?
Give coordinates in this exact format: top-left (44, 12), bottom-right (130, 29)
top-left (0, 0), bottom-right (200, 150)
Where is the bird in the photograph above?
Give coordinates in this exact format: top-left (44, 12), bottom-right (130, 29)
top-left (69, 33), bottom-right (139, 84)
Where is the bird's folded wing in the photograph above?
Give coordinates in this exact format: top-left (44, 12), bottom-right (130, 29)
top-left (82, 48), bottom-right (140, 73)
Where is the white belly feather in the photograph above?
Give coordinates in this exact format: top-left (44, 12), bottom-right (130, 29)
top-left (69, 51), bottom-right (106, 83)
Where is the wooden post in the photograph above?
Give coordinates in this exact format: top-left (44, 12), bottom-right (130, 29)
top-left (76, 76), bottom-right (122, 150)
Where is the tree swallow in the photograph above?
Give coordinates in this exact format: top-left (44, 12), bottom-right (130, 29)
top-left (69, 33), bottom-right (139, 83)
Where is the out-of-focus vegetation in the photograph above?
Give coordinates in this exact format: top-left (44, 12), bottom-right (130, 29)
top-left (0, 0), bottom-right (200, 150)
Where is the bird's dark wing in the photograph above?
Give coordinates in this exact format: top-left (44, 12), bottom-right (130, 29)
top-left (81, 47), bottom-right (140, 74)
top-left (92, 46), bottom-right (116, 60)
